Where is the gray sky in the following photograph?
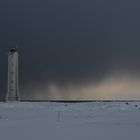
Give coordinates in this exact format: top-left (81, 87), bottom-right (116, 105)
top-left (1, 0), bottom-right (140, 100)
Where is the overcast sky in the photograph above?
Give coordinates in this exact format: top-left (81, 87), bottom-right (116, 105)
top-left (0, 0), bottom-right (140, 100)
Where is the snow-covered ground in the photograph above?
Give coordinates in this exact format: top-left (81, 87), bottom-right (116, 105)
top-left (0, 101), bottom-right (140, 140)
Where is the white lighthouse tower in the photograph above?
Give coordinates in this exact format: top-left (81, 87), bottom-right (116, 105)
top-left (6, 48), bottom-right (20, 101)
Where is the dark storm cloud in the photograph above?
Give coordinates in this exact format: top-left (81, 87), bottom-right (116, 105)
top-left (1, 0), bottom-right (140, 99)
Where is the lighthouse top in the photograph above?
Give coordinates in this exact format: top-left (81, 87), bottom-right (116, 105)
top-left (10, 48), bottom-right (17, 53)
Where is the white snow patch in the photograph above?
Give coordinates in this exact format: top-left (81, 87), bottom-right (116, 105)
top-left (0, 101), bottom-right (140, 140)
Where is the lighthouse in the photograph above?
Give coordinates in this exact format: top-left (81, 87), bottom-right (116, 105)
top-left (6, 48), bottom-right (20, 101)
